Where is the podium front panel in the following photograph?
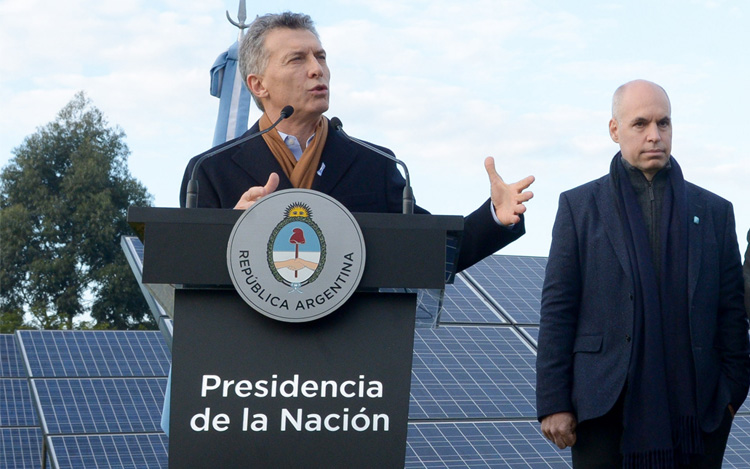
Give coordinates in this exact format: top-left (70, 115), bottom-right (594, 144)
top-left (168, 290), bottom-right (416, 468)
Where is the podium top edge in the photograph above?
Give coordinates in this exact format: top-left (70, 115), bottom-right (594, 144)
top-left (127, 206), bottom-right (463, 241)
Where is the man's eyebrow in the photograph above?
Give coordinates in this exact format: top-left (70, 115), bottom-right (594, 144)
top-left (629, 116), bottom-right (671, 125)
top-left (281, 48), bottom-right (326, 61)
top-left (282, 49), bottom-right (305, 59)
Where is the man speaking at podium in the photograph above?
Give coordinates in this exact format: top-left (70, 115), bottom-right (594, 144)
top-left (180, 11), bottom-right (534, 272)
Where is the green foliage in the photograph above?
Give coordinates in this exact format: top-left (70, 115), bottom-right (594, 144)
top-left (0, 92), bottom-right (156, 331)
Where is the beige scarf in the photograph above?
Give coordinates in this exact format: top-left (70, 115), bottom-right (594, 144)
top-left (259, 114), bottom-right (328, 189)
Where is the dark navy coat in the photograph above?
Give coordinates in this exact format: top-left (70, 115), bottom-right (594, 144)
top-left (536, 170), bottom-right (750, 432)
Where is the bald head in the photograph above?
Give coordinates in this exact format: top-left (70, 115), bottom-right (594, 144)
top-left (608, 80), bottom-right (673, 180)
top-left (612, 80), bottom-right (671, 122)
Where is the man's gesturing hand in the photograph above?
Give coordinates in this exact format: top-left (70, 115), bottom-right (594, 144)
top-left (234, 173), bottom-right (280, 210)
top-left (485, 157), bottom-right (535, 226)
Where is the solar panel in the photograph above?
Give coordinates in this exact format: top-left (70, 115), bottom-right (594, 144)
top-left (439, 274), bottom-right (508, 325)
top-left (15, 331), bottom-right (170, 468)
top-left (404, 415), bottom-right (750, 469)
top-left (464, 255), bottom-right (547, 324)
top-left (0, 427), bottom-right (43, 469)
top-left (410, 325), bottom-right (536, 419)
top-left (520, 326), bottom-right (539, 348)
top-left (1, 335), bottom-right (24, 378)
top-left (17, 330), bottom-right (170, 378)
top-left (0, 379), bottom-right (38, 427)
top-left (47, 433), bottom-right (168, 469)
top-left (33, 378), bottom-right (166, 435)
top-left (726, 416), bottom-right (750, 468)
top-left (405, 421), bottom-right (571, 468)
top-left (122, 236), bottom-right (176, 349)
top-left (124, 236), bottom-right (145, 270)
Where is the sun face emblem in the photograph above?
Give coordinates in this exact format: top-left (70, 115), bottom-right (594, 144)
top-left (267, 202), bottom-right (326, 291)
top-left (285, 203), bottom-right (311, 218)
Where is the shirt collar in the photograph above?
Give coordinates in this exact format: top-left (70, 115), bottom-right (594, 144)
top-left (277, 130), bottom-right (316, 161)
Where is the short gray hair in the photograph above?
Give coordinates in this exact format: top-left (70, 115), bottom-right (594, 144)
top-left (239, 12), bottom-right (320, 111)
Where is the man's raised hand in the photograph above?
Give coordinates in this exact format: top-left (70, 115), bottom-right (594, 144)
top-left (234, 173), bottom-right (280, 210)
top-left (485, 156), bottom-right (535, 226)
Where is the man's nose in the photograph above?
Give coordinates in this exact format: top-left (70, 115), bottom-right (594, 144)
top-left (646, 122), bottom-right (661, 142)
top-left (307, 56), bottom-right (324, 78)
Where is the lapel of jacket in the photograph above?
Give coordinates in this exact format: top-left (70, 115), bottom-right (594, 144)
top-left (229, 122), bottom-right (294, 190)
top-left (687, 186), bottom-right (705, 308)
top-left (311, 123), bottom-right (358, 194)
top-left (594, 175), bottom-right (633, 279)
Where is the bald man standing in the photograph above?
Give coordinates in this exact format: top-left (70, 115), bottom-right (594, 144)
top-left (536, 80), bottom-right (750, 467)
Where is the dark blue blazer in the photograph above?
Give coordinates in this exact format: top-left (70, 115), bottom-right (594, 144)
top-left (179, 119), bottom-right (524, 272)
top-left (744, 229), bottom-right (750, 316)
top-left (536, 169), bottom-right (750, 432)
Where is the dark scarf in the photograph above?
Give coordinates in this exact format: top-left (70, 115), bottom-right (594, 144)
top-left (609, 153), bottom-right (702, 467)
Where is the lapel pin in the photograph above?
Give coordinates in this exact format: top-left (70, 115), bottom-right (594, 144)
top-left (693, 216), bottom-right (700, 225)
top-left (317, 162), bottom-right (326, 176)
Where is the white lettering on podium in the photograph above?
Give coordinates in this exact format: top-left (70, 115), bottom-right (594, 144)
top-left (193, 373), bottom-right (390, 434)
top-left (199, 374), bottom-right (383, 399)
top-left (242, 408), bottom-right (268, 432)
top-left (280, 407), bottom-right (389, 432)
top-left (190, 408), bottom-right (230, 432)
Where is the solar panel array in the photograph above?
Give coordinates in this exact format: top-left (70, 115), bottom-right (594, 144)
top-left (3, 331), bottom-right (170, 468)
top-left (406, 422), bottom-right (571, 467)
top-left (410, 327), bottom-right (536, 420)
top-left (3, 245), bottom-right (750, 467)
top-left (464, 256), bottom-right (547, 325)
top-left (404, 256), bottom-right (570, 467)
top-left (0, 335), bottom-right (42, 469)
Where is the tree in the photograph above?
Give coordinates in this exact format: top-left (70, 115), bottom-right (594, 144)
top-left (0, 92), bottom-right (155, 331)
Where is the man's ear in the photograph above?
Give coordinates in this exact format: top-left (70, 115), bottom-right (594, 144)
top-left (609, 118), bottom-right (619, 143)
top-left (247, 74), bottom-right (268, 100)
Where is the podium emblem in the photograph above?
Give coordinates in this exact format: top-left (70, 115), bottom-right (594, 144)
top-left (227, 189), bottom-right (366, 322)
top-left (267, 202), bottom-right (325, 291)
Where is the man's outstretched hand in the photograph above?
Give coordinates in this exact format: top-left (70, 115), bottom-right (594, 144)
top-left (485, 157), bottom-right (535, 226)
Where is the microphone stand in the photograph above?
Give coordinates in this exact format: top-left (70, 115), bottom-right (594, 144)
top-left (330, 117), bottom-right (414, 214)
top-left (185, 106), bottom-right (294, 208)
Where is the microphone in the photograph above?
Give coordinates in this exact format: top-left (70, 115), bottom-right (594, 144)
top-left (330, 117), bottom-right (414, 214)
top-left (185, 105), bottom-right (294, 208)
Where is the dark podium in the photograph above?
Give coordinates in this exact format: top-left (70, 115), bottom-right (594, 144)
top-left (128, 207), bottom-right (462, 468)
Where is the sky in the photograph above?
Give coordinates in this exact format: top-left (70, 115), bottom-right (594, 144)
top-left (1, 0), bottom-right (748, 258)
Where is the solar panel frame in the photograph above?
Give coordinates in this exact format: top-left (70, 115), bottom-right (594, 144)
top-left (121, 236), bottom-right (175, 350)
top-left (519, 326), bottom-right (539, 348)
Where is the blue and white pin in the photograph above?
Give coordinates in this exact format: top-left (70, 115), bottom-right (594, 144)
top-left (693, 216), bottom-right (700, 225)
